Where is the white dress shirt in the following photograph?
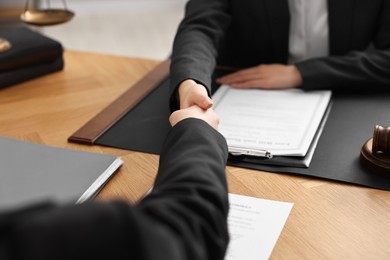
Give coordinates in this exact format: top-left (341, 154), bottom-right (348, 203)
top-left (288, 0), bottom-right (329, 64)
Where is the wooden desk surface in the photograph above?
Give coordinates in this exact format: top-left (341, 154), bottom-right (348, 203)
top-left (1, 50), bottom-right (389, 259)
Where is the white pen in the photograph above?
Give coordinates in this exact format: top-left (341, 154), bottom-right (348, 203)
top-left (228, 146), bottom-right (273, 159)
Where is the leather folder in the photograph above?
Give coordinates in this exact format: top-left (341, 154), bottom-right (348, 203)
top-left (0, 26), bottom-right (63, 72)
top-left (0, 56), bottom-right (64, 89)
top-left (0, 26), bottom-right (64, 89)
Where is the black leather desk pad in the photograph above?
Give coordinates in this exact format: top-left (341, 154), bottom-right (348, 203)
top-left (96, 79), bottom-right (390, 191)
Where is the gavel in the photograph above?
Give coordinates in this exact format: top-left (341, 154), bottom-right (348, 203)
top-left (360, 125), bottom-right (390, 175)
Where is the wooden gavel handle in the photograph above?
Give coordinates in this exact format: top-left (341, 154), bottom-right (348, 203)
top-left (372, 125), bottom-right (390, 154)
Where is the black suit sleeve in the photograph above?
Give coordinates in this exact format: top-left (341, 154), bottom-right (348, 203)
top-left (0, 118), bottom-right (229, 260)
top-left (169, 0), bottom-right (231, 111)
top-left (297, 1), bottom-right (390, 90)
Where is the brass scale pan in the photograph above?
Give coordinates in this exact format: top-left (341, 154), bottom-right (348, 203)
top-left (20, 0), bottom-right (74, 26)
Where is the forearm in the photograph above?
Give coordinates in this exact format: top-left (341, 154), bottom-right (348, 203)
top-left (154, 118), bottom-right (228, 197)
top-left (170, 0), bottom-right (231, 110)
top-left (298, 0), bottom-right (390, 90)
top-left (296, 48), bottom-right (390, 90)
top-left (1, 201), bottom-right (150, 260)
top-left (141, 118), bottom-right (229, 260)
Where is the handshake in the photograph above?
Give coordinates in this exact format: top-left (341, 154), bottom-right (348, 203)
top-left (169, 79), bottom-right (219, 130)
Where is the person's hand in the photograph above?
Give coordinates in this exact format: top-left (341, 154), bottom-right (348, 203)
top-left (178, 79), bottom-right (213, 109)
top-left (216, 64), bottom-right (302, 89)
top-left (169, 105), bottom-right (220, 130)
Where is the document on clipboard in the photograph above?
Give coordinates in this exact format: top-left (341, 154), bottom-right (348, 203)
top-left (212, 85), bottom-right (332, 167)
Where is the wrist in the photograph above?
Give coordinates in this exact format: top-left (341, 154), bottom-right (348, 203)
top-left (178, 79), bottom-right (197, 100)
top-left (288, 65), bottom-right (303, 87)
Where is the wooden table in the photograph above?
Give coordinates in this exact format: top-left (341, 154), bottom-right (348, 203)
top-left (1, 50), bottom-right (389, 259)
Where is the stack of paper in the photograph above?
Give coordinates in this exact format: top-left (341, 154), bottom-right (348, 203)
top-left (213, 85), bottom-right (332, 167)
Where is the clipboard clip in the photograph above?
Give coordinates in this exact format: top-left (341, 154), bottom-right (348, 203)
top-left (229, 146), bottom-right (273, 159)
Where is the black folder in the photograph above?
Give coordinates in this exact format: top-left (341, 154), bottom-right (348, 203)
top-left (0, 136), bottom-right (123, 211)
top-left (0, 56), bottom-right (64, 89)
top-left (0, 26), bottom-right (64, 89)
top-left (0, 27), bottom-right (63, 72)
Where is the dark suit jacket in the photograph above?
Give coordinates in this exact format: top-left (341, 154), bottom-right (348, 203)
top-left (170, 0), bottom-right (390, 111)
top-left (0, 119), bottom-right (229, 260)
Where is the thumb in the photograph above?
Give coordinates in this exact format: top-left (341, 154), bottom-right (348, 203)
top-left (195, 93), bottom-right (213, 110)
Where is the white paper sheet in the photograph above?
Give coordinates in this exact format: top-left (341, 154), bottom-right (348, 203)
top-left (213, 85), bottom-right (332, 157)
top-left (225, 193), bottom-right (293, 260)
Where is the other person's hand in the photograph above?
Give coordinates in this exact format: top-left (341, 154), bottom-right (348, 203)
top-left (169, 105), bottom-right (220, 130)
top-left (216, 64), bottom-right (302, 89)
top-left (178, 79), bottom-right (213, 109)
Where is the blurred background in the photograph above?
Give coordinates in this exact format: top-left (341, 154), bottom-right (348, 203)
top-left (0, 0), bottom-right (186, 60)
